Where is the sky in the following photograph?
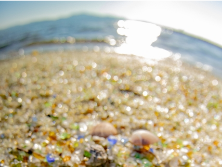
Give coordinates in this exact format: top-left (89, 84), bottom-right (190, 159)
top-left (0, 1), bottom-right (222, 46)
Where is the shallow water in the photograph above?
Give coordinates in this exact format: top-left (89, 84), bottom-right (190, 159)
top-left (0, 14), bottom-right (222, 78)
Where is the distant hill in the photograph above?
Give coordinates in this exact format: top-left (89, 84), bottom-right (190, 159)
top-left (0, 13), bottom-right (124, 32)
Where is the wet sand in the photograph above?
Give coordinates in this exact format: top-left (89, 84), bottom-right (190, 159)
top-left (0, 50), bottom-right (222, 166)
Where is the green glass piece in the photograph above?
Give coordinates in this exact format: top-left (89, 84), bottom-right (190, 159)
top-left (60, 132), bottom-right (70, 140)
top-left (12, 164), bottom-right (22, 167)
top-left (15, 72), bottom-right (20, 78)
top-left (41, 142), bottom-right (47, 147)
top-left (56, 146), bottom-right (62, 153)
top-left (17, 154), bottom-right (23, 161)
top-left (142, 159), bottom-right (152, 167)
top-left (11, 91), bottom-right (16, 97)
top-left (207, 102), bottom-right (218, 109)
top-left (51, 116), bottom-right (58, 121)
top-left (74, 142), bottom-right (79, 148)
top-left (71, 124), bottom-right (79, 130)
top-left (84, 151), bottom-right (91, 158)
top-left (44, 102), bottom-right (52, 107)
top-left (135, 153), bottom-right (141, 159)
top-left (162, 142), bottom-right (167, 148)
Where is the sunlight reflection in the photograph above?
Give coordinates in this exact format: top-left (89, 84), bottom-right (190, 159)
top-left (115, 20), bottom-right (172, 60)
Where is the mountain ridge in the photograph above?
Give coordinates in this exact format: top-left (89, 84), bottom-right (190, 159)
top-left (0, 13), bottom-right (124, 31)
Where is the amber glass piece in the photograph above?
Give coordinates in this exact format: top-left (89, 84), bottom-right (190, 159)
top-left (49, 131), bottom-right (57, 140)
top-left (187, 151), bottom-right (193, 158)
top-left (63, 156), bottom-right (71, 162)
top-left (33, 153), bottom-right (45, 160)
top-left (213, 140), bottom-right (219, 146)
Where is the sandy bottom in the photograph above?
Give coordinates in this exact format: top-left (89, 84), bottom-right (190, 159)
top-left (0, 50), bottom-right (222, 167)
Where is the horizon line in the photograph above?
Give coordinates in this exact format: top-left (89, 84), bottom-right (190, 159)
top-left (0, 12), bottom-right (221, 49)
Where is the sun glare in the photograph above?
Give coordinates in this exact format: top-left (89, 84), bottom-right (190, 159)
top-left (115, 20), bottom-right (171, 60)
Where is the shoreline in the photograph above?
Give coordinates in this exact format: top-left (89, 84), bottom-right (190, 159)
top-left (1, 48), bottom-right (221, 80)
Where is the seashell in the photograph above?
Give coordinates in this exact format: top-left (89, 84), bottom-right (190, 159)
top-left (91, 122), bottom-right (117, 138)
top-left (130, 129), bottom-right (159, 146)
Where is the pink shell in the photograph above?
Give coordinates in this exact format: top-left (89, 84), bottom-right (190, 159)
top-left (130, 129), bottom-right (159, 146)
top-left (91, 122), bottom-right (117, 138)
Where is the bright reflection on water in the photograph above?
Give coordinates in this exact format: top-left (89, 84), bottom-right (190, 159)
top-left (115, 20), bottom-right (172, 60)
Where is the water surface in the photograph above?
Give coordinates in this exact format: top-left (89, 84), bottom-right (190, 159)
top-left (0, 13), bottom-right (222, 78)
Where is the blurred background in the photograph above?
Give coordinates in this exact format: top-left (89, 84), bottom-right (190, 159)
top-left (0, 1), bottom-right (222, 77)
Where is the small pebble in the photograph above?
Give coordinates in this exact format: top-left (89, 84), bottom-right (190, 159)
top-left (46, 154), bottom-right (55, 163)
top-left (107, 136), bottom-right (118, 146)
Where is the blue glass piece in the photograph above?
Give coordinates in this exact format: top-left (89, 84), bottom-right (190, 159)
top-left (107, 136), bottom-right (117, 146)
top-left (120, 137), bottom-right (128, 144)
top-left (0, 134), bottom-right (5, 139)
top-left (32, 116), bottom-right (37, 122)
top-left (77, 135), bottom-right (85, 140)
top-left (46, 154), bottom-right (55, 163)
top-left (149, 148), bottom-right (154, 153)
top-left (52, 94), bottom-right (57, 98)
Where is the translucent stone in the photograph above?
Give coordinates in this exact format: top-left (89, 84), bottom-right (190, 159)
top-left (17, 98), bottom-right (22, 103)
top-left (212, 80), bottom-right (218, 86)
top-left (155, 76), bottom-right (161, 82)
top-left (184, 118), bottom-right (189, 124)
top-left (71, 154), bottom-right (81, 164)
top-left (143, 91), bottom-right (148, 96)
top-left (92, 62), bottom-right (97, 68)
top-left (193, 132), bottom-right (199, 139)
top-left (79, 123), bottom-right (87, 132)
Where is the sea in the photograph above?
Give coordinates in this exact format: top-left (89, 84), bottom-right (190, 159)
top-left (0, 13), bottom-right (222, 78)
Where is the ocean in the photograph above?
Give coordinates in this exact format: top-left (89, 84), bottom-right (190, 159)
top-left (0, 13), bottom-right (222, 78)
